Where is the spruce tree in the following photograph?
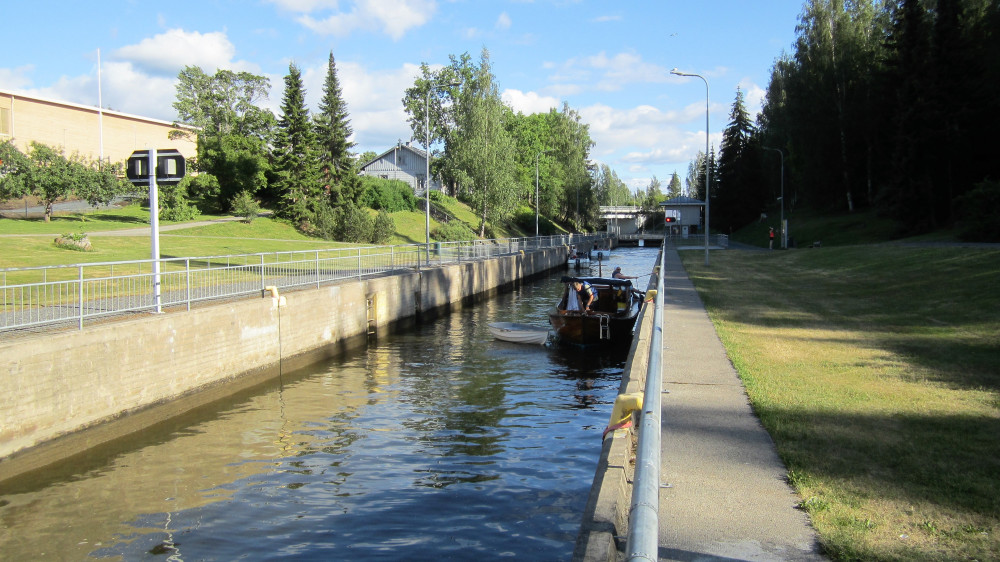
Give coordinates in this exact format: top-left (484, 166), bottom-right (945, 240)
top-left (314, 52), bottom-right (357, 204)
top-left (273, 62), bottom-right (321, 222)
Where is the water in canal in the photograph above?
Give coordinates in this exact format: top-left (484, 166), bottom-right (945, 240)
top-left (0, 247), bottom-right (659, 561)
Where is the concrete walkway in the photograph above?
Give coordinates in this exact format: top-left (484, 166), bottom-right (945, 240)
top-left (658, 246), bottom-right (824, 561)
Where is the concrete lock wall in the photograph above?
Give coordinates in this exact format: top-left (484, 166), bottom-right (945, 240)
top-left (0, 247), bottom-right (565, 481)
top-left (572, 265), bottom-right (659, 561)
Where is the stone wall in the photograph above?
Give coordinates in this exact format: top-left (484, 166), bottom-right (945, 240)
top-left (0, 248), bottom-right (564, 481)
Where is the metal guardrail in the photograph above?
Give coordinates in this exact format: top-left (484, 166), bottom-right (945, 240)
top-left (625, 237), bottom-right (666, 560)
top-left (1, 235), bottom-right (606, 334)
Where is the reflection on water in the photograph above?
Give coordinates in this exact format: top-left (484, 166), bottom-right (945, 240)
top-left (0, 248), bottom-right (658, 561)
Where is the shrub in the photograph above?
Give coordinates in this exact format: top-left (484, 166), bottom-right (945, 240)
top-left (184, 173), bottom-right (223, 213)
top-left (955, 180), bottom-right (1000, 242)
top-left (433, 220), bottom-right (476, 242)
top-left (371, 209), bottom-right (395, 244)
top-left (359, 176), bottom-right (417, 212)
top-left (230, 190), bottom-right (261, 223)
top-left (308, 201), bottom-right (340, 240)
top-left (158, 180), bottom-right (198, 221)
top-left (338, 202), bottom-right (373, 243)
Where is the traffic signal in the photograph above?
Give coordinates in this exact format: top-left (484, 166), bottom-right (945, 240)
top-left (665, 216), bottom-right (676, 223)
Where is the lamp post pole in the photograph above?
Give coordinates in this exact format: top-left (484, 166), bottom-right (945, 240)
top-left (671, 68), bottom-right (710, 265)
top-left (763, 146), bottom-right (785, 249)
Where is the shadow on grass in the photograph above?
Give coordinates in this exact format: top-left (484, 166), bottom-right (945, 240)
top-left (77, 212), bottom-right (148, 225)
top-left (766, 407), bottom-right (1000, 521)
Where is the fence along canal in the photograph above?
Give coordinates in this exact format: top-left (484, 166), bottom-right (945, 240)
top-left (0, 247), bottom-right (660, 560)
top-left (0, 235), bottom-right (601, 334)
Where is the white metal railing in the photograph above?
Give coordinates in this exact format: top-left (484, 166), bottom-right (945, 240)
top-left (625, 238), bottom-right (666, 560)
top-left (1, 235), bottom-right (608, 333)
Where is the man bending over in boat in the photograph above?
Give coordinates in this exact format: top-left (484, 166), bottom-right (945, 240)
top-left (573, 280), bottom-right (598, 313)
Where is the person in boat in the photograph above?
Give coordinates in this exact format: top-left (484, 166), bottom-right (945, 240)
top-left (572, 280), bottom-right (598, 313)
top-left (612, 266), bottom-right (637, 280)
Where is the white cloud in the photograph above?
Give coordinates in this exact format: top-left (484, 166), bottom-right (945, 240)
top-left (502, 89), bottom-right (559, 115)
top-left (548, 51), bottom-right (671, 94)
top-left (738, 77), bottom-right (766, 116)
top-left (0, 65), bottom-right (35, 90)
top-left (266, 0), bottom-right (340, 11)
top-left (112, 29), bottom-right (252, 76)
top-left (496, 12), bottom-right (512, 30)
top-left (297, 0), bottom-right (437, 40)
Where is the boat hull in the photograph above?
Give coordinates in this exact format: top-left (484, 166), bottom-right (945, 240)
top-left (488, 322), bottom-right (550, 345)
top-left (548, 309), bottom-right (638, 346)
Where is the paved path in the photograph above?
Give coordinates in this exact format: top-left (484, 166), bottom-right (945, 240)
top-left (658, 246), bottom-right (824, 561)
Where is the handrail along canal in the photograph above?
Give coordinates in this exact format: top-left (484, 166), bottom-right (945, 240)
top-left (625, 237), bottom-right (665, 560)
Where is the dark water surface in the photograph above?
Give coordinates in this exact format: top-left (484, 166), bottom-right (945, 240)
top-left (0, 248), bottom-right (658, 561)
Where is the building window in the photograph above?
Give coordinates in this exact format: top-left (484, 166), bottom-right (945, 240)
top-left (0, 107), bottom-right (10, 137)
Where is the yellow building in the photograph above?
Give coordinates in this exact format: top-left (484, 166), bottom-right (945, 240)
top-left (0, 88), bottom-right (196, 166)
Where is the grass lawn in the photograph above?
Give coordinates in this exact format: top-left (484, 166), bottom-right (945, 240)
top-left (680, 245), bottom-right (1000, 560)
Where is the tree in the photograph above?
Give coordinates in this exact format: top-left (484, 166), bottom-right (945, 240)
top-left (716, 87), bottom-right (761, 231)
top-left (641, 175), bottom-right (664, 211)
top-left (667, 172), bottom-right (683, 199)
top-left (314, 52), bottom-right (357, 203)
top-left (172, 66), bottom-right (274, 209)
top-left (25, 143), bottom-right (87, 222)
top-left (272, 62), bottom-right (322, 222)
top-left (0, 140), bottom-right (31, 203)
top-left (450, 49), bottom-right (519, 237)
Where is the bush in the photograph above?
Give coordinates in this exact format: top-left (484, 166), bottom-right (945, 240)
top-left (433, 220), bottom-right (477, 242)
top-left (230, 190), bottom-right (261, 223)
top-left (955, 180), bottom-right (1000, 242)
top-left (371, 209), bottom-right (395, 244)
top-left (158, 180), bottom-right (198, 221)
top-left (184, 173), bottom-right (223, 213)
top-left (359, 176), bottom-right (417, 212)
top-left (307, 201), bottom-right (340, 240)
top-left (338, 202), bottom-right (373, 243)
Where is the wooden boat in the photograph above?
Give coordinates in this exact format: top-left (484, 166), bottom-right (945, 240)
top-left (488, 322), bottom-right (550, 345)
top-left (548, 276), bottom-right (644, 347)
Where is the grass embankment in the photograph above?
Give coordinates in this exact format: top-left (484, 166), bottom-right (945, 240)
top-left (680, 245), bottom-right (1000, 560)
top-left (0, 198), bottom-right (528, 271)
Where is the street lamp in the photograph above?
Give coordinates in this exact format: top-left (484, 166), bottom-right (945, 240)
top-left (425, 81), bottom-right (460, 266)
top-left (535, 149), bottom-right (552, 238)
top-left (763, 146), bottom-right (785, 249)
top-left (670, 68), bottom-right (710, 266)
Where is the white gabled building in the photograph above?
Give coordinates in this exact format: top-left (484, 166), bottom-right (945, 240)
top-left (358, 141), bottom-right (444, 196)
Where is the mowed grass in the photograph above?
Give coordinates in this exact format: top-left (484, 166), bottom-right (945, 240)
top-left (680, 245), bottom-right (1000, 561)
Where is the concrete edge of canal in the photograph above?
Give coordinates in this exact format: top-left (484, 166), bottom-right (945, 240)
top-left (0, 247), bottom-right (568, 485)
top-left (572, 256), bottom-right (660, 562)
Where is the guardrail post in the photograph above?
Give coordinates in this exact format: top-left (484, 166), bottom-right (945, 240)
top-left (316, 250), bottom-right (321, 288)
top-left (357, 248), bottom-right (363, 278)
top-left (260, 254), bottom-right (266, 292)
top-left (185, 259), bottom-right (191, 311)
top-left (78, 265), bottom-right (84, 330)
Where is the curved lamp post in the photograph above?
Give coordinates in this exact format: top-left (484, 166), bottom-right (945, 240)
top-left (671, 68), bottom-right (710, 266)
top-left (763, 146), bottom-right (785, 249)
top-left (424, 81), bottom-right (460, 266)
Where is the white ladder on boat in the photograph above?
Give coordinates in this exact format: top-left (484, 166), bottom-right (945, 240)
top-left (599, 314), bottom-right (610, 340)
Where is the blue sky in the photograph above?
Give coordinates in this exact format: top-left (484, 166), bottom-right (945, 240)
top-left (1, 0), bottom-right (806, 192)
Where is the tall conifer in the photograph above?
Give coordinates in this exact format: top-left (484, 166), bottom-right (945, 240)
top-left (273, 63), bottom-right (321, 220)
